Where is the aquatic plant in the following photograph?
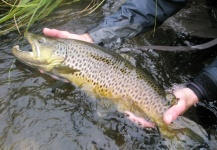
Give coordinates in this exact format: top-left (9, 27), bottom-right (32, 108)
top-left (0, 0), bottom-right (104, 35)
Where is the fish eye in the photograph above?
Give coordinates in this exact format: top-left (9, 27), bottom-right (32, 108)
top-left (38, 38), bottom-right (45, 44)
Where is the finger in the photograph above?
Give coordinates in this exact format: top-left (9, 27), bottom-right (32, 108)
top-left (163, 100), bottom-right (186, 124)
top-left (43, 28), bottom-right (56, 37)
top-left (43, 28), bottom-right (72, 39)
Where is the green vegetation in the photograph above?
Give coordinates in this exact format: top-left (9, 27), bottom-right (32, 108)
top-left (0, 0), bottom-right (104, 35)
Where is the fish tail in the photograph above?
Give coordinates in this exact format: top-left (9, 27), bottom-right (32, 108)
top-left (159, 116), bottom-right (209, 149)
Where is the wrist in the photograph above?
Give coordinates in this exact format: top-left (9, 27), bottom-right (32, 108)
top-left (184, 88), bottom-right (199, 106)
top-left (174, 88), bottom-right (199, 109)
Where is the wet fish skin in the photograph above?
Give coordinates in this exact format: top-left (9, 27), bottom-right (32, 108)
top-left (12, 33), bottom-right (209, 149)
top-left (13, 32), bottom-right (170, 121)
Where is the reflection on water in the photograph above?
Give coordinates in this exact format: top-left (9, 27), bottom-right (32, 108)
top-left (0, 58), bottom-right (165, 149)
top-left (0, 0), bottom-right (217, 149)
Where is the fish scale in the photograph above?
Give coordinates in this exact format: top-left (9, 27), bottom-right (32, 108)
top-left (12, 32), bottom-right (209, 149)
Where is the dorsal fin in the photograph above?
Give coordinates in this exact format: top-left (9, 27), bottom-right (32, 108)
top-left (119, 53), bottom-right (136, 67)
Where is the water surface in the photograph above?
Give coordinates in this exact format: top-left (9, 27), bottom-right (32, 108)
top-left (0, 0), bottom-right (217, 149)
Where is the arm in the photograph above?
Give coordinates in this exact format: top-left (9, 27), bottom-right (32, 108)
top-left (44, 0), bottom-right (186, 45)
top-left (164, 57), bottom-right (217, 124)
top-left (87, 0), bottom-right (186, 46)
top-left (186, 57), bottom-right (217, 101)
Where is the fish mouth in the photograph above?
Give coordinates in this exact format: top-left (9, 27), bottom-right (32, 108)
top-left (12, 32), bottom-right (44, 65)
top-left (12, 45), bottom-right (43, 66)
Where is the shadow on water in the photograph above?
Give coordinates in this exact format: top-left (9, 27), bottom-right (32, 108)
top-left (0, 0), bottom-right (217, 149)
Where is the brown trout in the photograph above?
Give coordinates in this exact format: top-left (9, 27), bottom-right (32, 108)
top-left (12, 33), bottom-right (209, 149)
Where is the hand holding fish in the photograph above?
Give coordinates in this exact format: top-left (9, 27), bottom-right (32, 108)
top-left (164, 88), bottom-right (199, 124)
top-left (13, 31), bottom-right (209, 147)
top-left (42, 27), bottom-right (199, 125)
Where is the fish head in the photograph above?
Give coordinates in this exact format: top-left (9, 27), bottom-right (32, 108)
top-left (12, 32), bottom-right (66, 72)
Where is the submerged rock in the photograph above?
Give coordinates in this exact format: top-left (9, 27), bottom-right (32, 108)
top-left (163, 0), bottom-right (217, 39)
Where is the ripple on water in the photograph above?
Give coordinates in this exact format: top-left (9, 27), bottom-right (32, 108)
top-left (0, 0), bottom-right (217, 149)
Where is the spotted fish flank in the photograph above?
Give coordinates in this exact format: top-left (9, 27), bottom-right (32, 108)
top-left (12, 33), bottom-right (209, 149)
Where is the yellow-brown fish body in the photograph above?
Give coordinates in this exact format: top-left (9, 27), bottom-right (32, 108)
top-left (12, 33), bottom-right (209, 149)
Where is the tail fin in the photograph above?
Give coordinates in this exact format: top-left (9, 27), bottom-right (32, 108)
top-left (160, 116), bottom-right (209, 149)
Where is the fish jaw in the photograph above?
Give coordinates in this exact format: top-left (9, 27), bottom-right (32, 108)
top-left (12, 45), bottom-right (42, 66)
top-left (12, 32), bottom-right (66, 72)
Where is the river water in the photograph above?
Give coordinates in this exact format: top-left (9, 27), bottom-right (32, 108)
top-left (0, 0), bottom-right (217, 149)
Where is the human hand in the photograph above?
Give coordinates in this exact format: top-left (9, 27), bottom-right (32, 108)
top-left (43, 28), bottom-right (198, 126)
top-left (163, 88), bottom-right (199, 124)
top-left (43, 28), bottom-right (93, 43)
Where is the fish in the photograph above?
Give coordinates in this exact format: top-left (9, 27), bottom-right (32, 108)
top-left (12, 32), bottom-right (209, 149)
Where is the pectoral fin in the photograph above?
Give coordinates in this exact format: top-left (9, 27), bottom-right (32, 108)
top-left (96, 98), bottom-right (117, 117)
top-left (54, 65), bottom-right (80, 74)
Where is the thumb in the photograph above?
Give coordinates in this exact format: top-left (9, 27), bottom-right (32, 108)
top-left (163, 100), bottom-right (186, 124)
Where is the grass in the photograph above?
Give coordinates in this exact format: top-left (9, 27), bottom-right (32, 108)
top-left (0, 0), bottom-right (104, 35)
top-left (153, 0), bottom-right (158, 36)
